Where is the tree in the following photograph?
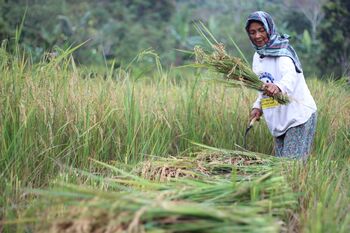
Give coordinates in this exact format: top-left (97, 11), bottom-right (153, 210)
top-left (0, 0), bottom-right (177, 64)
top-left (318, 0), bottom-right (350, 77)
top-left (283, 0), bottom-right (327, 40)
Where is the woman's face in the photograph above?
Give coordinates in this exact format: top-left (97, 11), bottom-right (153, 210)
top-left (248, 22), bottom-right (269, 47)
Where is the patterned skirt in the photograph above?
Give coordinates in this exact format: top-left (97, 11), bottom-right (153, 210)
top-left (275, 112), bottom-right (317, 160)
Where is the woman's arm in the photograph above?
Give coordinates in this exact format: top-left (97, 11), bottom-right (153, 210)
top-left (274, 56), bottom-right (299, 95)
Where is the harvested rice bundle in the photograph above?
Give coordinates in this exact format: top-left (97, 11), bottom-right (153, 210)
top-left (31, 156), bottom-right (296, 233)
top-left (194, 43), bottom-right (290, 104)
top-left (138, 159), bottom-right (199, 181)
top-left (134, 149), bottom-right (281, 180)
top-left (36, 169), bottom-right (294, 233)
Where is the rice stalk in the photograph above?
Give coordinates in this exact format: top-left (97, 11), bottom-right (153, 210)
top-left (194, 44), bottom-right (290, 104)
top-left (29, 170), bottom-right (293, 233)
top-left (15, 149), bottom-right (296, 233)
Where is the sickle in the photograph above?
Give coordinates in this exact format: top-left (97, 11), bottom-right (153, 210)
top-left (243, 117), bottom-right (258, 149)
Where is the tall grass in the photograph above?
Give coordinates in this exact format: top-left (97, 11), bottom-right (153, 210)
top-left (284, 159), bottom-right (349, 232)
top-left (0, 45), bottom-right (349, 232)
top-left (0, 51), bottom-right (263, 187)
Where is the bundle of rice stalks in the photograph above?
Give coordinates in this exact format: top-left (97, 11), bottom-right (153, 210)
top-left (25, 150), bottom-right (296, 232)
top-left (192, 143), bottom-right (283, 176)
top-left (196, 151), bottom-right (269, 176)
top-left (135, 151), bottom-right (276, 181)
top-left (32, 163), bottom-right (295, 233)
top-left (194, 44), bottom-right (289, 105)
top-left (139, 158), bottom-right (199, 181)
top-left (193, 22), bottom-right (290, 105)
top-left (134, 146), bottom-right (285, 181)
top-left (39, 187), bottom-right (281, 233)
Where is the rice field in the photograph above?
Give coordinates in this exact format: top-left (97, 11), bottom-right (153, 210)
top-left (0, 46), bottom-right (349, 233)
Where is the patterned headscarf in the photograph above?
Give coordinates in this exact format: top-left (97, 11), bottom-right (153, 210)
top-left (245, 11), bottom-right (302, 73)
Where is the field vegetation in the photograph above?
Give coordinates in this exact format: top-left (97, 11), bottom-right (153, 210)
top-left (0, 41), bottom-right (349, 232)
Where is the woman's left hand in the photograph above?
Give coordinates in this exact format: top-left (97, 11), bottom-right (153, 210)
top-left (263, 83), bottom-right (281, 97)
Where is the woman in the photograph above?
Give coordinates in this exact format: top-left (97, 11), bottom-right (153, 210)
top-left (246, 11), bottom-right (317, 160)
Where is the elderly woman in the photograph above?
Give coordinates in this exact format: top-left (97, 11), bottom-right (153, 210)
top-left (246, 11), bottom-right (317, 160)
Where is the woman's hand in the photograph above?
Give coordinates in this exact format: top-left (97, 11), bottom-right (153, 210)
top-left (250, 108), bottom-right (263, 121)
top-left (263, 83), bottom-right (281, 97)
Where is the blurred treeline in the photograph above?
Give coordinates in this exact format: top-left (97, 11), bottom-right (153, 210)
top-left (0, 0), bottom-right (349, 78)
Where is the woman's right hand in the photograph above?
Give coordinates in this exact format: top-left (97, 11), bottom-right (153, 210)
top-left (250, 108), bottom-right (263, 121)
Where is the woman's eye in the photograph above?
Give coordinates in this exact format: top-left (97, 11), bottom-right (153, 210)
top-left (249, 28), bottom-right (265, 36)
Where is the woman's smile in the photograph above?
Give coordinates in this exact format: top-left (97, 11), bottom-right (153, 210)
top-left (248, 22), bottom-right (269, 47)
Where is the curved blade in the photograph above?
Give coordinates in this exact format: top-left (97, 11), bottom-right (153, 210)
top-left (243, 117), bottom-right (257, 149)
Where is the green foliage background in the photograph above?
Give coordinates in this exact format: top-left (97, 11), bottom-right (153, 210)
top-left (318, 0), bottom-right (350, 77)
top-left (0, 0), bottom-right (349, 76)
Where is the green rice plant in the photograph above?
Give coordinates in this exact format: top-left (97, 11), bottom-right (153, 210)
top-left (308, 78), bottom-right (350, 160)
top-left (283, 159), bottom-right (350, 233)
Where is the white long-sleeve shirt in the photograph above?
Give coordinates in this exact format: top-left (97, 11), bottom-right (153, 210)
top-left (252, 53), bottom-right (317, 137)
